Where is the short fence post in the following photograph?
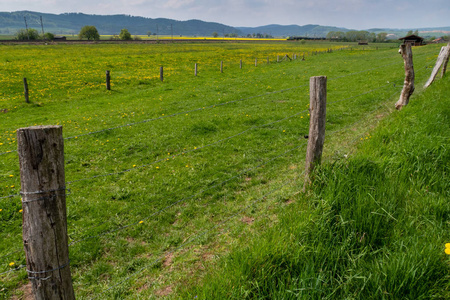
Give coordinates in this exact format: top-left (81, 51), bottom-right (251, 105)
top-left (160, 66), bottom-right (164, 82)
top-left (277, 55), bottom-right (280, 63)
top-left (106, 70), bottom-right (111, 90)
top-left (17, 125), bottom-right (75, 300)
top-left (267, 56), bottom-right (269, 64)
top-left (23, 78), bottom-right (29, 103)
top-left (240, 59), bottom-right (242, 69)
top-left (395, 44), bottom-right (414, 110)
top-left (304, 76), bottom-right (327, 190)
top-left (195, 63), bottom-right (198, 76)
top-left (221, 61), bottom-right (223, 73)
top-left (255, 58), bottom-right (257, 67)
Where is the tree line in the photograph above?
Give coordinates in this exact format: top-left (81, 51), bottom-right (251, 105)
top-left (326, 30), bottom-right (391, 43)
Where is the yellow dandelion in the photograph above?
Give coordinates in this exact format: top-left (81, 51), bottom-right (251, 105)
top-left (19, 209), bottom-right (23, 213)
top-left (445, 243), bottom-right (450, 255)
top-left (9, 262), bottom-right (15, 267)
top-left (9, 175), bottom-right (13, 177)
top-left (139, 220), bottom-right (144, 224)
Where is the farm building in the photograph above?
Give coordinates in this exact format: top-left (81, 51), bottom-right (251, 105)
top-left (399, 34), bottom-right (425, 46)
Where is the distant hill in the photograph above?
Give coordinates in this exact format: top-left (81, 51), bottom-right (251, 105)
top-left (0, 11), bottom-right (449, 38)
top-left (237, 24), bottom-right (350, 37)
top-left (0, 11), bottom-right (240, 36)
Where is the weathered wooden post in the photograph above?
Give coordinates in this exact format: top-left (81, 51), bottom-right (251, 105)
top-left (106, 70), bottom-right (111, 90)
top-left (277, 55), bottom-right (280, 63)
top-left (267, 56), bottom-right (269, 64)
top-left (23, 78), bottom-right (29, 103)
top-left (424, 42), bottom-right (450, 87)
top-left (255, 58), bottom-right (257, 67)
top-left (160, 66), bottom-right (164, 82)
top-left (240, 59), bottom-right (242, 69)
top-left (441, 43), bottom-right (450, 77)
top-left (220, 61), bottom-right (223, 73)
top-left (17, 125), bottom-right (75, 300)
top-left (395, 44), bottom-right (414, 110)
top-left (304, 76), bottom-right (327, 189)
top-left (302, 53), bottom-right (305, 61)
top-left (195, 63), bottom-right (198, 76)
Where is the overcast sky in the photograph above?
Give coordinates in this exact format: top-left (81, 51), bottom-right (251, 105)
top-left (1, 0), bottom-right (449, 30)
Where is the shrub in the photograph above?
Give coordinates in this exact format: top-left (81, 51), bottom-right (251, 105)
top-left (16, 28), bottom-right (40, 40)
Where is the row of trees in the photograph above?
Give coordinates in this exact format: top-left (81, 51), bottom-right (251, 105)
top-left (15, 28), bottom-right (55, 40)
top-left (326, 31), bottom-right (390, 42)
top-left (15, 26), bottom-right (134, 41)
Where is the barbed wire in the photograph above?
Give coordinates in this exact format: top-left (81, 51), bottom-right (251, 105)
top-left (90, 170), bottom-right (303, 299)
top-left (0, 264), bottom-right (26, 277)
top-left (65, 108), bottom-right (310, 185)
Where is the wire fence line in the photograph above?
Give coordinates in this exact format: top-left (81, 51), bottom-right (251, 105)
top-left (89, 170), bottom-right (304, 300)
top-left (0, 80), bottom-right (407, 201)
top-left (0, 48), bottom-right (437, 158)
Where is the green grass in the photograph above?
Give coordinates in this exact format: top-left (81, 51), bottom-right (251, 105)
top-left (0, 41), bottom-right (446, 299)
top-left (180, 56), bottom-right (450, 299)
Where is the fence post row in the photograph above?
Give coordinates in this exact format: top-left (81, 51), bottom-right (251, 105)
top-left (395, 44), bottom-right (414, 110)
top-left (304, 76), bottom-right (327, 190)
top-left (23, 78), bottom-right (29, 103)
top-left (17, 125), bottom-right (75, 300)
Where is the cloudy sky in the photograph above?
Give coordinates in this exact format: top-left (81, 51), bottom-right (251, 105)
top-left (1, 0), bottom-right (449, 29)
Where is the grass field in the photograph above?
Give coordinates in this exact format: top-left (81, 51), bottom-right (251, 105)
top-left (0, 41), bottom-right (448, 299)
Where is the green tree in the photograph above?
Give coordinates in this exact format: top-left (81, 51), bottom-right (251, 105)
top-left (43, 32), bottom-right (55, 40)
top-left (212, 32), bottom-right (219, 38)
top-left (78, 26), bottom-right (100, 40)
top-left (147, 31), bottom-right (152, 37)
top-left (376, 32), bottom-right (388, 42)
top-left (119, 28), bottom-right (132, 40)
top-left (16, 28), bottom-right (40, 40)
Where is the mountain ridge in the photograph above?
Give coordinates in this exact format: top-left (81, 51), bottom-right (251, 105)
top-left (0, 11), bottom-right (449, 37)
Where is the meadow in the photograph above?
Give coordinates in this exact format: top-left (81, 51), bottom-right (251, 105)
top-left (0, 41), bottom-right (448, 299)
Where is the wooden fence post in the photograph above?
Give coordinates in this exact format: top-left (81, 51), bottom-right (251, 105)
top-left (160, 66), bottom-right (164, 82)
top-left (277, 55), bottom-right (280, 63)
top-left (424, 45), bottom-right (449, 87)
top-left (221, 61), bottom-right (223, 73)
top-left (195, 63), bottom-right (198, 76)
top-left (255, 58), bottom-right (257, 67)
top-left (17, 125), bottom-right (75, 300)
top-left (240, 59), bottom-right (242, 69)
top-left (23, 78), bottom-right (29, 103)
top-left (441, 43), bottom-right (450, 77)
top-left (395, 44), bottom-right (415, 110)
top-left (106, 70), bottom-right (111, 90)
top-left (304, 76), bottom-right (327, 189)
top-left (267, 56), bottom-right (269, 64)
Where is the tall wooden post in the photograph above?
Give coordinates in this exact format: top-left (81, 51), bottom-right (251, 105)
top-left (106, 70), bottom-right (111, 90)
top-left (395, 44), bottom-right (414, 110)
top-left (304, 76), bottom-right (327, 189)
top-left (441, 43), bottom-right (450, 78)
top-left (160, 66), bottom-right (164, 82)
top-left (17, 126), bottom-right (75, 300)
top-left (23, 78), bottom-right (29, 103)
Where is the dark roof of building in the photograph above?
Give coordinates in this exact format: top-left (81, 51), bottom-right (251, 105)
top-left (399, 34), bottom-right (424, 41)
